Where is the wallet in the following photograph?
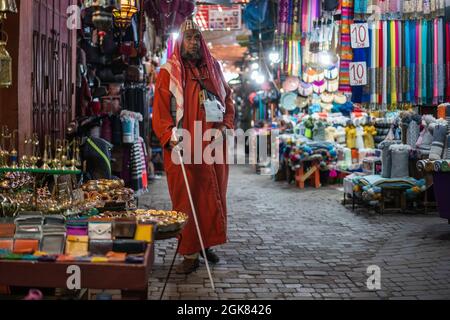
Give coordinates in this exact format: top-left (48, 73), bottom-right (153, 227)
top-left (0, 224), bottom-right (15, 238)
top-left (134, 222), bottom-right (155, 243)
top-left (126, 254), bottom-right (145, 264)
top-left (88, 221), bottom-right (112, 240)
top-left (106, 251), bottom-right (127, 263)
top-left (14, 225), bottom-right (42, 240)
top-left (13, 239), bottom-right (39, 254)
top-left (66, 225), bottom-right (88, 236)
top-left (14, 211), bottom-right (44, 226)
top-left (112, 240), bottom-right (147, 254)
top-left (40, 225), bottom-right (66, 255)
top-left (89, 240), bottom-right (113, 255)
top-left (91, 257), bottom-right (109, 263)
top-left (113, 218), bottom-right (137, 239)
top-left (44, 215), bottom-right (66, 226)
top-left (65, 235), bottom-right (89, 256)
top-left (0, 239), bottom-right (13, 251)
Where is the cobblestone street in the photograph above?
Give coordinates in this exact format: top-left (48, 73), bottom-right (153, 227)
top-left (141, 165), bottom-right (450, 300)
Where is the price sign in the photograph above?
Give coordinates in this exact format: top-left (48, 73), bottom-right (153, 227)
top-left (349, 62), bottom-right (368, 86)
top-left (350, 23), bottom-right (370, 49)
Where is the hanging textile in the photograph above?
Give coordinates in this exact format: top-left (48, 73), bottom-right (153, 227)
top-left (351, 20), bottom-right (371, 104)
top-left (338, 0), bottom-right (354, 93)
top-left (446, 22), bottom-right (450, 100)
top-left (354, 0), bottom-right (370, 21)
top-left (437, 18), bottom-right (444, 104)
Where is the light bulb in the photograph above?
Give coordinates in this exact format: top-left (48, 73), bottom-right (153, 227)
top-left (251, 62), bottom-right (259, 70)
top-left (269, 51), bottom-right (280, 64)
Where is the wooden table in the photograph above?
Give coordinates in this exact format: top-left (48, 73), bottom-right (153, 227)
top-left (0, 244), bottom-right (154, 300)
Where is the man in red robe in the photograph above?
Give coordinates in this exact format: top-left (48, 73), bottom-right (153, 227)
top-left (152, 20), bottom-right (235, 274)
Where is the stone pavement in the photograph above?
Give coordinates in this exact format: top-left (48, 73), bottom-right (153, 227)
top-left (140, 165), bottom-right (450, 300)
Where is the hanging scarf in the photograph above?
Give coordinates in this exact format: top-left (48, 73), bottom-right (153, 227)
top-left (433, 18), bottom-right (439, 104)
top-left (446, 22), bottom-right (450, 100)
top-left (438, 18), bottom-right (444, 103)
top-left (338, 0), bottom-right (354, 93)
top-left (370, 20), bottom-right (378, 105)
top-left (405, 20), bottom-right (411, 102)
top-left (382, 20), bottom-right (388, 108)
top-left (409, 20), bottom-right (417, 104)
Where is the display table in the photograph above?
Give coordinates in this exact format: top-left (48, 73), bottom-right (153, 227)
top-left (0, 244), bottom-right (154, 300)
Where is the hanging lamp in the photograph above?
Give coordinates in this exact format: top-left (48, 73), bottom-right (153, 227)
top-left (112, 0), bottom-right (138, 30)
top-left (85, 1), bottom-right (120, 44)
top-left (0, 0), bottom-right (17, 21)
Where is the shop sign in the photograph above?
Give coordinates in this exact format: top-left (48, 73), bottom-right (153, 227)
top-left (350, 23), bottom-right (370, 49)
top-left (195, 5), bottom-right (242, 31)
top-left (349, 62), bottom-right (368, 86)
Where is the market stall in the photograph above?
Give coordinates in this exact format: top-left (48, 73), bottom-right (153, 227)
top-left (0, 0), bottom-right (197, 300)
top-left (240, 0), bottom-right (450, 215)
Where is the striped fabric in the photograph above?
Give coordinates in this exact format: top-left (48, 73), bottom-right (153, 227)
top-left (338, 0), bottom-right (354, 93)
top-left (131, 141), bottom-right (144, 192)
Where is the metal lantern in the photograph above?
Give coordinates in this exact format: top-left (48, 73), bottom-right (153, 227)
top-left (112, 0), bottom-right (138, 30)
top-left (86, 1), bottom-right (120, 45)
top-left (0, 0), bottom-right (17, 21)
top-left (0, 31), bottom-right (12, 88)
top-left (87, 0), bottom-right (120, 32)
top-left (92, 10), bottom-right (113, 32)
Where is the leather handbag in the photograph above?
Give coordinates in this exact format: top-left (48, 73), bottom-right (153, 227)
top-left (65, 235), bottom-right (89, 256)
top-left (88, 220), bottom-right (113, 240)
top-left (134, 222), bottom-right (155, 243)
top-left (13, 239), bottom-right (39, 254)
top-left (126, 65), bottom-right (144, 82)
top-left (40, 225), bottom-right (66, 255)
top-left (89, 239), bottom-right (113, 255)
top-left (0, 223), bottom-right (15, 238)
top-left (0, 239), bottom-right (13, 251)
top-left (113, 218), bottom-right (137, 239)
top-left (112, 240), bottom-right (147, 254)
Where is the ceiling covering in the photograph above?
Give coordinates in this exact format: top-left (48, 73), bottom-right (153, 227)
top-left (202, 28), bottom-right (250, 64)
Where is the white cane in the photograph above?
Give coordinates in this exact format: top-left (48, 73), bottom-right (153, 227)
top-left (172, 130), bottom-right (216, 291)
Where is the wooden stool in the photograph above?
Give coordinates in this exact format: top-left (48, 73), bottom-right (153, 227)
top-left (295, 163), bottom-right (321, 189)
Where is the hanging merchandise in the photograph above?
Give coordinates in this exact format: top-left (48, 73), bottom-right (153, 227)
top-left (338, 0), bottom-right (354, 93)
top-left (0, 30), bottom-right (12, 88)
top-left (279, 0), bottom-right (302, 77)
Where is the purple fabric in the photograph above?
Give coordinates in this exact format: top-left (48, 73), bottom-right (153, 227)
top-left (433, 172), bottom-right (450, 219)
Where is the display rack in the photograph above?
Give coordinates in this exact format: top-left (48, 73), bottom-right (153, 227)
top-left (0, 245), bottom-right (155, 300)
top-left (0, 167), bottom-right (81, 175)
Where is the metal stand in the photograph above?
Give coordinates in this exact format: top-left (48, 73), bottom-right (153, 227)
top-left (159, 235), bottom-right (182, 300)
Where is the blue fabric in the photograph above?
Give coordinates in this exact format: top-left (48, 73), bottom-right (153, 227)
top-left (405, 21), bottom-right (411, 102)
top-left (243, 0), bottom-right (274, 31)
top-left (354, 0), bottom-right (368, 14)
top-left (351, 21), bottom-right (371, 104)
top-left (409, 21), bottom-right (416, 104)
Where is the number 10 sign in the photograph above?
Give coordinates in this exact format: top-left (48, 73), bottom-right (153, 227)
top-left (350, 23), bottom-right (369, 49)
top-left (349, 62), bottom-right (367, 86)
